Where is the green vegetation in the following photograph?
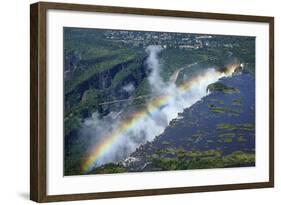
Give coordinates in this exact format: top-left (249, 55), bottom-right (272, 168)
top-left (64, 116), bottom-right (81, 136)
top-left (159, 48), bottom-right (209, 82)
top-left (218, 100), bottom-right (225, 105)
top-left (161, 141), bottom-right (171, 145)
top-left (150, 150), bottom-right (255, 171)
top-left (89, 163), bottom-right (127, 174)
top-left (155, 148), bottom-right (221, 158)
top-left (208, 104), bottom-right (241, 116)
top-left (216, 123), bottom-right (255, 131)
top-left (192, 131), bottom-right (204, 138)
top-left (65, 53), bottom-right (138, 94)
top-left (206, 36), bottom-right (255, 70)
top-left (218, 133), bottom-right (235, 143)
top-left (207, 82), bottom-right (239, 94)
top-left (237, 135), bottom-right (247, 142)
top-left (232, 98), bottom-right (242, 106)
top-left (209, 98), bottom-right (225, 103)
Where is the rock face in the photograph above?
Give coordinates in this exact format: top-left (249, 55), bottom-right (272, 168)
top-left (125, 72), bottom-right (255, 172)
top-left (65, 57), bottom-right (148, 110)
top-left (217, 66), bottom-right (228, 73)
top-left (234, 65), bottom-right (243, 73)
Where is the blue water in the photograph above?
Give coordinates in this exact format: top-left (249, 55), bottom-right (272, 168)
top-left (132, 72), bottom-right (255, 162)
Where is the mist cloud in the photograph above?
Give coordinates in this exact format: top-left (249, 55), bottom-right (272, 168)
top-left (80, 45), bottom-right (231, 170)
top-left (122, 83), bottom-right (135, 93)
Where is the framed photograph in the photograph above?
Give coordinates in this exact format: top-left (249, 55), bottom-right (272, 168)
top-left (30, 1), bottom-right (274, 202)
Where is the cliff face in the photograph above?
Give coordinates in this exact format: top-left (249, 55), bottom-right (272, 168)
top-left (65, 58), bottom-right (141, 109)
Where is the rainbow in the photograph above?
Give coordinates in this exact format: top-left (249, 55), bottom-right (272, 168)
top-left (81, 66), bottom-right (237, 173)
